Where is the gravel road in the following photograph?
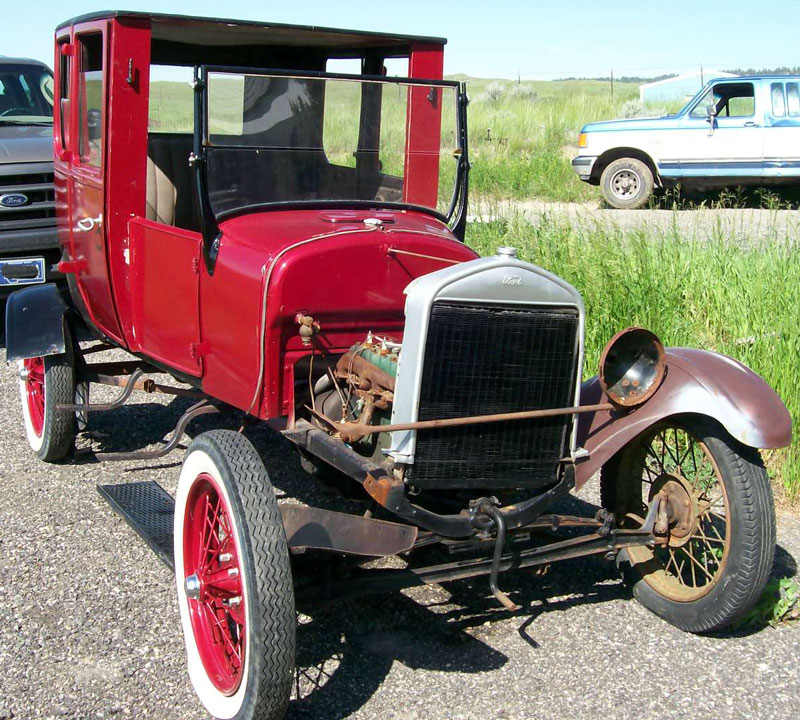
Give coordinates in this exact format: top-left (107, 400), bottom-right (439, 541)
top-left (1, 349), bottom-right (798, 720)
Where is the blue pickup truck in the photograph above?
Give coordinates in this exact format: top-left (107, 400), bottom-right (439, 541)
top-left (572, 75), bottom-right (800, 208)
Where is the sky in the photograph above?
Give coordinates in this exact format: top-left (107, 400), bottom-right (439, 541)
top-left (2, 0), bottom-right (797, 80)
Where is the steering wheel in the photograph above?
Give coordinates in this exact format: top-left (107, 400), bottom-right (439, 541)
top-left (0, 107), bottom-right (31, 117)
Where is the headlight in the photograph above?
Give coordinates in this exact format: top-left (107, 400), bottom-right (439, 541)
top-left (599, 327), bottom-right (666, 408)
top-left (578, 132), bottom-right (588, 148)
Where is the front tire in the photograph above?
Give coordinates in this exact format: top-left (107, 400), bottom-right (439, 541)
top-left (18, 354), bottom-right (76, 462)
top-left (174, 430), bottom-right (295, 720)
top-left (600, 157), bottom-right (654, 209)
top-left (600, 416), bottom-right (775, 633)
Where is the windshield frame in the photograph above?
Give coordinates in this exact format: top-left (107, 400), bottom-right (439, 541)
top-left (193, 64), bottom-right (468, 263)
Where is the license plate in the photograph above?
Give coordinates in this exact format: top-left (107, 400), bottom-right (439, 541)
top-left (0, 257), bottom-right (46, 286)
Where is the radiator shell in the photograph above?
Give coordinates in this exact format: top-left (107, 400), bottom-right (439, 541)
top-left (388, 255), bottom-right (585, 482)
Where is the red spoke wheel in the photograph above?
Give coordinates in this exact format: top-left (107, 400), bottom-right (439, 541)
top-left (601, 416), bottom-right (775, 633)
top-left (17, 353), bottom-right (76, 462)
top-left (174, 430), bottom-right (295, 720)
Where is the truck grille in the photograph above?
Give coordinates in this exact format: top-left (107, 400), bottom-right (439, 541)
top-left (408, 302), bottom-right (580, 490)
top-left (0, 172), bottom-right (56, 231)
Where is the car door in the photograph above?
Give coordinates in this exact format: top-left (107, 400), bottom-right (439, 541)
top-left (63, 21), bottom-right (124, 342)
top-left (676, 81), bottom-right (763, 178)
top-left (763, 80), bottom-right (800, 177)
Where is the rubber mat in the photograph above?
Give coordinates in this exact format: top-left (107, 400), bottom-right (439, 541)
top-left (97, 481), bottom-right (175, 570)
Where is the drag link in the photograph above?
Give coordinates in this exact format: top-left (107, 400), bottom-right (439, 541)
top-left (480, 502), bottom-right (520, 612)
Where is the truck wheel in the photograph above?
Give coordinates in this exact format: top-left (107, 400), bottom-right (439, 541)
top-left (18, 354), bottom-right (76, 461)
top-left (600, 157), bottom-right (654, 209)
top-left (174, 430), bottom-right (295, 720)
top-left (600, 416), bottom-right (775, 633)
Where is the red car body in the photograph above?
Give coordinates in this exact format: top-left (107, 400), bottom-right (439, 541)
top-left (52, 13), bottom-right (473, 420)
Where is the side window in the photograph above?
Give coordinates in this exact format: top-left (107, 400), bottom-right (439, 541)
top-left (78, 33), bottom-right (103, 168)
top-left (771, 83), bottom-right (786, 117)
top-left (689, 88), bottom-right (714, 118)
top-left (149, 65), bottom-right (194, 133)
top-left (57, 40), bottom-right (71, 152)
top-left (723, 83), bottom-right (755, 117)
top-left (322, 71), bottom-right (361, 168)
top-left (786, 83), bottom-right (800, 117)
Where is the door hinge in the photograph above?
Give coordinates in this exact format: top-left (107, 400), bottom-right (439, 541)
top-left (189, 341), bottom-right (209, 359)
top-left (191, 256), bottom-right (200, 273)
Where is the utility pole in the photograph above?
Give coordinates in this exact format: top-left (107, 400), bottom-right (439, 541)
top-left (610, 69), bottom-right (614, 98)
top-left (701, 64), bottom-right (704, 85)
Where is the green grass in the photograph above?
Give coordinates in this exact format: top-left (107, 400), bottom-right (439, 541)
top-left (467, 214), bottom-right (800, 500)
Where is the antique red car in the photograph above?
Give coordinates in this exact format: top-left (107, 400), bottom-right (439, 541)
top-left (5, 11), bottom-right (792, 720)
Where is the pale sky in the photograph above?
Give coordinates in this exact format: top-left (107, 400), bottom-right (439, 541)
top-left (2, 0), bottom-right (796, 80)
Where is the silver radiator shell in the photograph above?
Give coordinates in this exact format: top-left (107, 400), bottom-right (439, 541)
top-left (388, 255), bottom-right (585, 465)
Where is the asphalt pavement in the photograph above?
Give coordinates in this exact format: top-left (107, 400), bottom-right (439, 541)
top-left (1, 348), bottom-right (798, 720)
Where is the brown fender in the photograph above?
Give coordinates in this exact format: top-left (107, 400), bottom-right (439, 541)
top-left (574, 348), bottom-right (792, 490)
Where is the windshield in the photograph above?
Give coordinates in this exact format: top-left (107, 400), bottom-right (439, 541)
top-left (202, 69), bottom-right (462, 219)
top-left (0, 63), bottom-right (53, 123)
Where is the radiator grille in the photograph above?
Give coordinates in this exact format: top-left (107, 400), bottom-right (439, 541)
top-left (408, 302), bottom-right (580, 490)
top-left (0, 172), bottom-right (55, 231)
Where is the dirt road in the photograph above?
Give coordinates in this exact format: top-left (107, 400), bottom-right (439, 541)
top-left (472, 199), bottom-right (800, 241)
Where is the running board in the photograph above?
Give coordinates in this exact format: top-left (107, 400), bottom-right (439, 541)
top-left (98, 481), bottom-right (176, 569)
top-left (97, 482), bottom-right (418, 571)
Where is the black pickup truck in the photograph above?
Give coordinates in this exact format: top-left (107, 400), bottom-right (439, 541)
top-left (0, 57), bottom-right (59, 304)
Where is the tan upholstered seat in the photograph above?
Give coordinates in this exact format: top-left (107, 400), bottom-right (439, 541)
top-left (145, 135), bottom-right (198, 231)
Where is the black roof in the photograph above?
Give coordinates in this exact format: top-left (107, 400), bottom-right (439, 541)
top-left (56, 10), bottom-right (446, 51)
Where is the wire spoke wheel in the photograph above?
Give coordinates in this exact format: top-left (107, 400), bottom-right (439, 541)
top-left (601, 416), bottom-right (775, 632)
top-left (22, 357), bottom-right (46, 437)
top-left (17, 353), bottom-right (76, 461)
top-left (184, 473), bottom-right (246, 695)
top-left (175, 430), bottom-right (295, 720)
top-left (623, 425), bottom-right (730, 601)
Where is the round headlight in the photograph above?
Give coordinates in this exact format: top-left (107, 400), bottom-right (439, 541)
top-left (599, 327), bottom-right (666, 408)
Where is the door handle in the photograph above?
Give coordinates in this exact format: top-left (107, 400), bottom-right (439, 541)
top-left (744, 121), bottom-right (760, 127)
top-left (77, 214), bottom-right (103, 232)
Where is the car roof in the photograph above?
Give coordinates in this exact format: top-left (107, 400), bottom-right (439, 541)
top-left (0, 56), bottom-right (52, 71)
top-left (56, 10), bottom-right (446, 51)
top-left (709, 75), bottom-right (800, 82)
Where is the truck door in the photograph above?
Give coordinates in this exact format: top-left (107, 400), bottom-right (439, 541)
top-left (63, 22), bottom-right (123, 342)
top-left (677, 81), bottom-right (764, 178)
top-left (763, 80), bottom-right (800, 177)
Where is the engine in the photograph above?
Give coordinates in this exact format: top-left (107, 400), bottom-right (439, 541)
top-left (313, 334), bottom-right (400, 462)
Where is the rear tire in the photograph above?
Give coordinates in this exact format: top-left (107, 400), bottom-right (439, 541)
top-left (601, 416), bottom-right (775, 633)
top-left (18, 354), bottom-right (76, 462)
top-left (600, 157), bottom-right (654, 209)
top-left (174, 430), bottom-right (295, 720)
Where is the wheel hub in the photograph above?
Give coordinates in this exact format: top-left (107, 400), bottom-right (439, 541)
top-left (185, 573), bottom-right (202, 600)
top-left (649, 474), bottom-right (699, 547)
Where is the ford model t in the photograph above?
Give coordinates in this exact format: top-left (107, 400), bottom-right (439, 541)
top-left (5, 11), bottom-right (792, 720)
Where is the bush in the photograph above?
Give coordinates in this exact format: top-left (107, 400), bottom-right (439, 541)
top-left (620, 99), bottom-right (647, 118)
top-left (510, 84), bottom-right (538, 102)
top-left (481, 82), bottom-right (504, 106)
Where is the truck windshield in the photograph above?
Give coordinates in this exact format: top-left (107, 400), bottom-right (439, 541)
top-left (202, 69), bottom-right (463, 220)
top-left (0, 63), bottom-right (53, 124)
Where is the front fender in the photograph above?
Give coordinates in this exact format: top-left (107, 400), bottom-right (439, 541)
top-left (575, 348), bottom-right (792, 490)
top-left (4, 284), bottom-right (69, 362)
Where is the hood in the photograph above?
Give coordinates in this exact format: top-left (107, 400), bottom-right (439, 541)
top-left (581, 115), bottom-right (681, 133)
top-left (0, 124), bottom-right (53, 164)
